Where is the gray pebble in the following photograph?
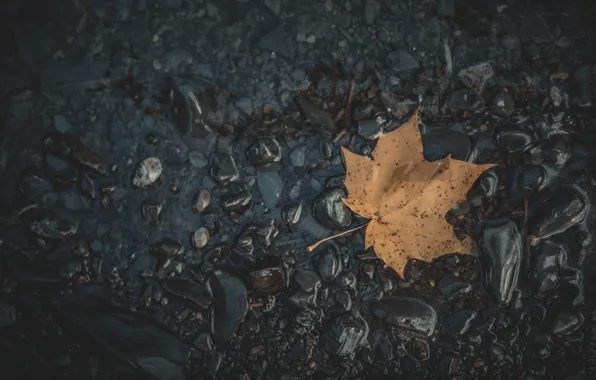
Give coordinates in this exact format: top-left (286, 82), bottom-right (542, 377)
top-left (189, 151), bottom-right (208, 168)
top-left (53, 115), bottom-right (73, 133)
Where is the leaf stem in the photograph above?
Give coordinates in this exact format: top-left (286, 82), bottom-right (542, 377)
top-left (307, 221), bottom-right (370, 253)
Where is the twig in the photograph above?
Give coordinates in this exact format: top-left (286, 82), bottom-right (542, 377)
top-left (307, 222), bottom-right (369, 252)
top-left (249, 303), bottom-right (264, 309)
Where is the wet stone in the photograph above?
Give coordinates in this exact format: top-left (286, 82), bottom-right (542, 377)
top-left (312, 188), bottom-right (352, 230)
top-left (297, 99), bottom-right (335, 131)
top-left (249, 256), bottom-right (286, 294)
top-left (294, 270), bottom-right (322, 292)
top-left (192, 227), bottom-right (210, 249)
top-left (53, 115), bottom-right (73, 133)
top-left (313, 245), bottom-right (342, 282)
top-left (246, 138), bottom-right (281, 167)
top-left (336, 272), bottom-right (357, 290)
top-left (282, 202), bottom-right (303, 226)
top-left (423, 128), bottom-right (471, 161)
top-left (335, 290), bottom-right (352, 311)
top-left (133, 157), bottom-right (163, 188)
top-left (162, 277), bottom-right (211, 309)
top-left (0, 304), bottom-right (17, 328)
top-left (358, 119), bottom-right (384, 140)
top-left (210, 154), bottom-right (239, 185)
top-left (192, 190), bottom-right (211, 213)
top-left (437, 276), bottom-right (472, 298)
top-left (290, 145), bottom-right (306, 167)
top-left (323, 314), bottom-right (369, 356)
top-left (458, 62), bottom-right (494, 94)
top-left (490, 92), bottom-right (515, 119)
top-left (151, 238), bottom-right (184, 258)
top-left (43, 132), bottom-right (106, 175)
top-left (530, 240), bottom-right (565, 293)
top-left (79, 172), bottom-right (96, 200)
top-left (189, 151), bottom-right (208, 168)
top-left (550, 311), bottom-right (583, 336)
top-left (478, 218), bottom-right (522, 305)
top-left (528, 186), bottom-right (589, 240)
top-left (208, 269), bottom-right (248, 345)
top-left (445, 89), bottom-right (482, 111)
top-left (387, 49), bottom-right (419, 72)
top-left (142, 200), bottom-right (165, 226)
top-left (193, 332), bottom-right (214, 352)
top-left (370, 297), bottom-right (438, 337)
top-left (45, 155), bottom-right (70, 171)
top-left (222, 189), bottom-right (252, 220)
top-left (494, 127), bottom-right (534, 153)
top-left (257, 171), bottom-right (284, 209)
top-left (30, 217), bottom-right (77, 240)
top-left (442, 310), bottom-right (477, 337)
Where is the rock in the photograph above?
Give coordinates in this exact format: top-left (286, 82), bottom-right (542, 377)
top-left (422, 128), bottom-right (471, 161)
top-left (61, 285), bottom-right (189, 380)
top-left (445, 89), bottom-right (482, 111)
top-left (30, 216), bottom-right (77, 240)
top-left (387, 50), bottom-right (419, 72)
top-left (45, 155), bottom-right (69, 171)
top-left (192, 227), bottom-right (210, 249)
top-left (442, 310), bottom-right (477, 336)
top-left (494, 127), bottom-right (534, 153)
top-left (133, 157), bottom-right (163, 188)
top-left (246, 138), bottom-right (281, 167)
top-left (43, 132), bottom-right (106, 174)
top-left (193, 190), bottom-right (211, 213)
top-left (162, 278), bottom-right (211, 309)
top-left (437, 0), bottom-right (455, 17)
top-left (289, 145), bottom-right (306, 167)
top-left (458, 62), bottom-right (494, 94)
top-left (79, 172), bottom-right (97, 200)
top-left (437, 276), bottom-right (472, 298)
top-left (189, 151), bottom-right (208, 168)
top-left (335, 291), bottom-right (352, 311)
top-left (289, 290), bottom-right (318, 308)
top-left (370, 297), bottom-right (439, 336)
top-left (527, 186), bottom-right (589, 240)
top-left (151, 238), bottom-right (184, 258)
top-left (297, 99), bottom-right (335, 132)
top-left (249, 256), bottom-right (286, 294)
top-left (478, 218), bottom-right (522, 304)
top-left (142, 200), bottom-right (165, 226)
top-left (550, 310), bottom-right (583, 336)
top-left (257, 171), bottom-right (284, 209)
top-left (312, 188), bottom-right (352, 230)
top-left (313, 245), bottom-right (342, 282)
top-left (323, 314), bottom-right (369, 356)
top-left (193, 332), bottom-right (214, 352)
top-left (336, 272), bottom-right (357, 290)
top-left (210, 154), bottom-right (239, 185)
top-left (282, 202), bottom-right (303, 226)
top-left (0, 304), bottom-right (17, 328)
top-left (53, 115), bottom-right (73, 133)
top-left (256, 25), bottom-right (293, 59)
top-left (208, 270), bottom-right (248, 345)
top-left (222, 189), bottom-right (252, 220)
top-left (294, 270), bottom-right (321, 292)
top-left (490, 92), bottom-right (515, 118)
top-left (358, 119), bottom-right (384, 140)
top-left (530, 240), bottom-right (566, 293)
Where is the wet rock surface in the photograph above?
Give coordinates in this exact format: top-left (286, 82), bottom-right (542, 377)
top-left (3, 0), bottom-right (596, 379)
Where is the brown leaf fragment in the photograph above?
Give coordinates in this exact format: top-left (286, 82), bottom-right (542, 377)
top-left (341, 110), bottom-right (495, 277)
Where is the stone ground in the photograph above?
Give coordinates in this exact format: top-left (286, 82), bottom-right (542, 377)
top-left (2, 0), bottom-right (596, 379)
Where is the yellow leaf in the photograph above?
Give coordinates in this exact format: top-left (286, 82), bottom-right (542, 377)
top-left (341, 110), bottom-right (495, 278)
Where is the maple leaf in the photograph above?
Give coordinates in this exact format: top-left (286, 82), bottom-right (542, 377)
top-left (339, 111), bottom-right (495, 278)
